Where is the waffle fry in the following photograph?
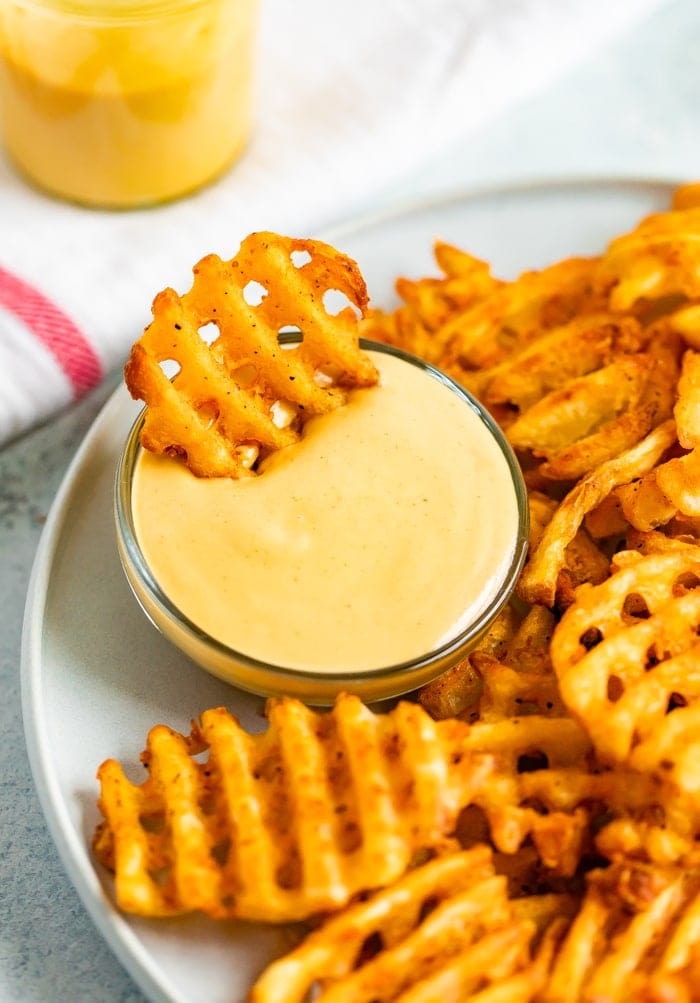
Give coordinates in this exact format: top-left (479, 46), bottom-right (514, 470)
top-left (626, 527), bottom-right (700, 556)
top-left (517, 420), bottom-right (677, 607)
top-left (595, 206), bottom-right (700, 312)
top-left (675, 349), bottom-right (700, 449)
top-left (672, 182), bottom-right (700, 211)
top-left (440, 257), bottom-right (601, 374)
top-left (614, 350), bottom-right (700, 533)
top-left (544, 860), bottom-right (700, 1003)
top-left (467, 313), bottom-right (644, 411)
top-left (420, 606), bottom-right (561, 724)
top-left (249, 847), bottom-right (571, 1003)
top-left (506, 353), bottom-right (667, 478)
top-left (395, 243), bottom-right (501, 331)
top-left (125, 232), bottom-right (378, 477)
top-left (551, 548), bottom-right (700, 780)
top-left (95, 691), bottom-right (604, 921)
top-left (466, 718), bottom-right (594, 876)
top-left (418, 656), bottom-right (484, 722)
top-left (527, 492), bottom-right (610, 608)
top-left (95, 695), bottom-right (494, 920)
top-left (360, 243), bottom-right (502, 367)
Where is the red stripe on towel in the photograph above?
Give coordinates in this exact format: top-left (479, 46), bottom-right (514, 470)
top-left (0, 266), bottom-right (102, 397)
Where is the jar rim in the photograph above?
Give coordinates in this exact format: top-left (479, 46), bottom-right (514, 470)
top-left (5, 0), bottom-right (214, 22)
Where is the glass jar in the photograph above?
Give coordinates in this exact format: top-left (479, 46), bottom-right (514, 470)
top-left (0, 0), bottom-right (257, 207)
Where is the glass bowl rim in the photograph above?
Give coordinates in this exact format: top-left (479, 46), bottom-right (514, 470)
top-left (114, 338), bottom-right (530, 689)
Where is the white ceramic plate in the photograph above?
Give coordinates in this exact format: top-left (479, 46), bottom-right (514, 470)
top-left (22, 178), bottom-right (677, 1003)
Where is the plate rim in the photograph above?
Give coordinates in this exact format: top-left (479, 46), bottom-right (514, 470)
top-left (20, 385), bottom-right (181, 1003)
top-left (320, 172), bottom-right (684, 241)
top-left (20, 174), bottom-right (680, 1003)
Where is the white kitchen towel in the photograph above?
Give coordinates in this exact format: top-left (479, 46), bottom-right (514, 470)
top-left (0, 0), bottom-right (667, 444)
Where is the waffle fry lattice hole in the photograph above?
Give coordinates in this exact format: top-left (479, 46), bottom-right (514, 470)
top-left (125, 232), bottom-right (379, 477)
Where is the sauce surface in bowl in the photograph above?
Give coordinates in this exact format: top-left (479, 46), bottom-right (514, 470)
top-left (131, 349), bottom-right (521, 673)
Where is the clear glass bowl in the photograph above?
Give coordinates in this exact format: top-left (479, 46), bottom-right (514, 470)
top-left (115, 340), bottom-right (529, 705)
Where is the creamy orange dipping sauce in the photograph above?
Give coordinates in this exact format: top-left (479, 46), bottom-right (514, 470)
top-left (131, 351), bottom-right (520, 673)
top-left (0, 0), bottom-right (256, 207)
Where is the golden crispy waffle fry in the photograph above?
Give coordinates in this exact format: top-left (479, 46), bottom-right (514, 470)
top-left (655, 451), bottom-right (700, 518)
top-left (503, 606), bottom-right (557, 673)
top-left (528, 491), bottom-right (559, 546)
top-left (361, 241), bottom-right (502, 366)
top-left (362, 303), bottom-right (442, 366)
top-left (470, 652), bottom-right (565, 724)
top-left (94, 695), bottom-right (502, 921)
top-left (420, 605), bottom-right (560, 723)
top-left (96, 691), bottom-right (605, 918)
top-left (616, 472), bottom-right (678, 531)
top-left (249, 847), bottom-right (568, 1003)
top-left (507, 334), bottom-right (678, 482)
top-left (626, 527), bottom-right (700, 556)
top-left (620, 451), bottom-right (700, 528)
top-left (675, 350), bottom-right (700, 449)
top-left (544, 861), bottom-right (700, 1003)
top-left (464, 716), bottom-right (595, 875)
top-left (436, 257), bottom-right (600, 374)
top-left (670, 300), bottom-right (700, 350)
top-left (554, 531), bottom-right (611, 609)
top-left (471, 653), bottom-right (565, 726)
top-left (418, 603), bottom-right (524, 722)
top-left (672, 182), bottom-right (700, 211)
top-left (584, 490), bottom-right (629, 539)
top-left (420, 651), bottom-right (564, 728)
top-left (125, 232), bottom-right (378, 477)
top-left (418, 656), bottom-right (484, 722)
top-left (614, 351), bottom-right (700, 532)
top-left (468, 313), bottom-right (644, 412)
top-left (394, 256), bottom-right (500, 333)
top-left (518, 419), bottom-right (677, 607)
top-left (595, 206), bottom-right (700, 312)
top-left (550, 549), bottom-right (700, 774)
top-left (433, 240), bottom-right (497, 280)
top-left (594, 813), bottom-right (699, 868)
top-left (528, 492), bottom-right (611, 607)
top-left (507, 355), bottom-right (654, 456)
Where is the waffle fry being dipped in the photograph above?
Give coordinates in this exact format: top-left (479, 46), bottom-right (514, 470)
top-left (126, 232), bottom-right (379, 477)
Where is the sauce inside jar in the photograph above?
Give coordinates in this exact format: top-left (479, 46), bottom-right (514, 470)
top-left (0, 0), bottom-right (257, 207)
top-left (130, 349), bottom-right (522, 673)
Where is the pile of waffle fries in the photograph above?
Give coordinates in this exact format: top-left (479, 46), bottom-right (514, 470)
top-left (96, 184), bottom-right (700, 1001)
